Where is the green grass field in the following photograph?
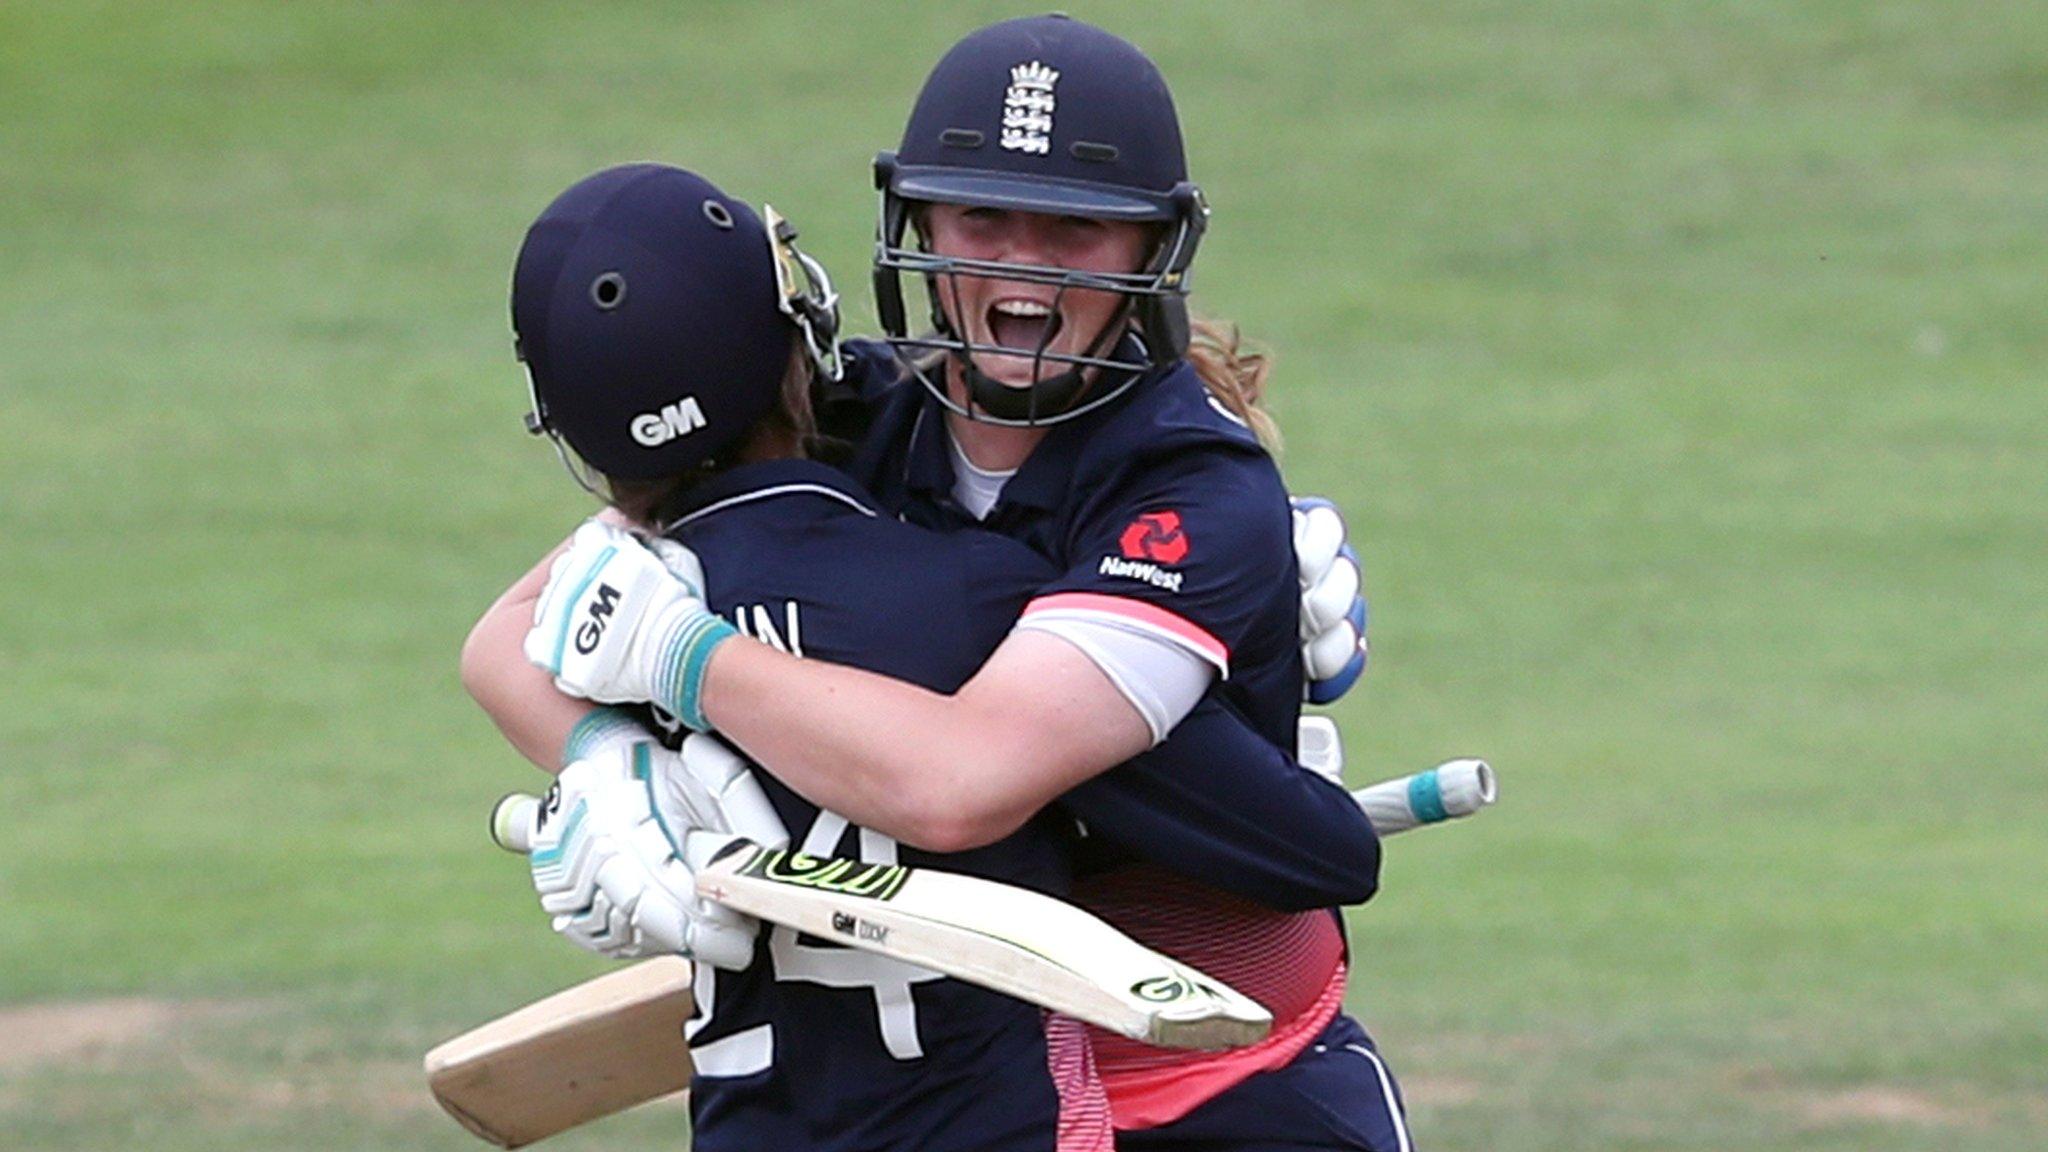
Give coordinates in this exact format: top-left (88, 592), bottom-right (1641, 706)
top-left (3, 2), bottom-right (2043, 1148)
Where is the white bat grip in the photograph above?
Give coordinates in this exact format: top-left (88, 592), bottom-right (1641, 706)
top-left (491, 793), bottom-right (540, 854)
top-left (1351, 759), bottom-right (1497, 835)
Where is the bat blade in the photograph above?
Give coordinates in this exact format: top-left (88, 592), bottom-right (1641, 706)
top-left (698, 842), bottom-right (1273, 1051)
top-left (423, 957), bottom-right (695, 1148)
top-left (491, 795), bottom-right (1272, 1050)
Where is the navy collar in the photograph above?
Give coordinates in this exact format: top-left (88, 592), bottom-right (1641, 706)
top-left (902, 401), bottom-right (957, 505)
top-left (658, 458), bottom-right (878, 531)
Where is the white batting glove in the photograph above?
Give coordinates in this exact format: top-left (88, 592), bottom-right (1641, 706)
top-left (1296, 715), bottom-right (1346, 787)
top-left (524, 519), bottom-right (738, 732)
top-left (1292, 496), bottom-right (1368, 704)
top-left (663, 734), bottom-right (791, 851)
top-left (527, 743), bottom-right (760, 968)
top-left (560, 706), bottom-right (655, 768)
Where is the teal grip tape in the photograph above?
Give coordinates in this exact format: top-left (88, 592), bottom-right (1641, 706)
top-left (1407, 769), bottom-right (1448, 824)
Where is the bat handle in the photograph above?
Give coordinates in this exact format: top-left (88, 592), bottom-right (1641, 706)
top-left (1434, 758), bottom-right (1498, 813)
top-left (491, 793), bottom-right (540, 855)
top-left (1351, 759), bottom-right (1498, 835)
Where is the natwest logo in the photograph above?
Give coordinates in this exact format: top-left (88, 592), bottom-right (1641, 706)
top-left (631, 396), bottom-right (708, 447)
top-left (1119, 510), bottom-right (1190, 565)
top-left (1099, 555), bottom-right (1183, 593)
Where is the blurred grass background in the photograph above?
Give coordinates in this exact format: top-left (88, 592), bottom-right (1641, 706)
top-left (2, 1), bottom-right (2043, 1148)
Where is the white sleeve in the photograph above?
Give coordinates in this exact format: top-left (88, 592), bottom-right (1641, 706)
top-left (1011, 613), bottom-right (1217, 745)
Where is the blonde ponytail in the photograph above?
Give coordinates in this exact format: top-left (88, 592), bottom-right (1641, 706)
top-left (1186, 317), bottom-right (1281, 454)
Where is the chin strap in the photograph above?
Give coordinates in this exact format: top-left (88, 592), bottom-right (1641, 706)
top-left (958, 359), bottom-right (1090, 422)
top-left (945, 293), bottom-right (1142, 424)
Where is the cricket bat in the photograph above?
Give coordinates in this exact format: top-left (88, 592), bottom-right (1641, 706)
top-left (426, 761), bottom-right (1499, 1146)
top-left (1351, 758), bottom-right (1497, 834)
top-left (488, 792), bottom-right (1272, 1051)
top-left (423, 956), bottom-right (695, 1148)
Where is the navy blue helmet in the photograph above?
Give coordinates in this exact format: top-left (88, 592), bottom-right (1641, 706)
top-left (874, 14), bottom-right (1209, 425)
top-left (513, 163), bottom-right (841, 484)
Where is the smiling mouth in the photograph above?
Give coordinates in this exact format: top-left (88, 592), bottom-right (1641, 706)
top-left (986, 298), bottom-right (1063, 353)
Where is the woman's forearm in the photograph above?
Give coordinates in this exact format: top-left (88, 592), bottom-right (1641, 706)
top-left (701, 629), bottom-right (1151, 852)
top-left (461, 585), bottom-right (595, 772)
top-left (460, 531), bottom-right (614, 773)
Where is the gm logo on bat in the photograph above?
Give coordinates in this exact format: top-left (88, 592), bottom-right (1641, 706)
top-left (754, 849), bottom-right (912, 901)
top-left (1130, 974), bottom-right (1200, 1003)
top-left (832, 911), bottom-right (890, 945)
top-left (574, 583), bottom-right (622, 655)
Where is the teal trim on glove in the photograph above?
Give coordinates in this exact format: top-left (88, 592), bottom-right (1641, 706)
top-left (656, 615), bottom-right (739, 733)
top-left (562, 707), bottom-right (646, 768)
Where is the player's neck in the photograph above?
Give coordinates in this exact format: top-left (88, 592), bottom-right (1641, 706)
top-left (942, 354), bottom-right (1044, 472)
top-left (944, 410), bottom-right (1043, 473)
top-left (737, 422), bottom-right (804, 465)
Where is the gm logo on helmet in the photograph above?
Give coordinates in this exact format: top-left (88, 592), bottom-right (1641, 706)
top-left (631, 397), bottom-right (708, 446)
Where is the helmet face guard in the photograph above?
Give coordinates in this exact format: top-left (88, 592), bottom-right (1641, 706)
top-left (872, 163), bottom-right (1206, 425)
top-left (870, 14), bottom-right (1208, 427)
top-left (765, 204), bottom-right (845, 386)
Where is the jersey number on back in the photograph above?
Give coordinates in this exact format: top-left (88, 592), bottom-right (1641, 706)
top-left (767, 810), bottom-right (942, 1059)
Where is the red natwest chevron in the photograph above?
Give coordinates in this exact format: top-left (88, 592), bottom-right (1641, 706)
top-left (1119, 511), bottom-right (1189, 565)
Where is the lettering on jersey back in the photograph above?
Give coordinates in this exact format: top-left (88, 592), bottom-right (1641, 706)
top-left (735, 601), bottom-right (804, 656)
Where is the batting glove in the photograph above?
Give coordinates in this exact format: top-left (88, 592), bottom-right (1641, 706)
top-left (664, 733), bottom-right (791, 851)
top-left (561, 706), bottom-right (654, 768)
top-left (1292, 496), bottom-right (1369, 704)
top-left (524, 519), bottom-right (738, 732)
top-left (527, 743), bottom-right (760, 968)
top-left (1296, 715), bottom-right (1346, 787)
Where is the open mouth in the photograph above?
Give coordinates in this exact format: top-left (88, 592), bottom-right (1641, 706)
top-left (986, 298), bottom-right (1063, 353)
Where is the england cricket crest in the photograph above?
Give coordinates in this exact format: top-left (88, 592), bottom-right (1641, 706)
top-left (1000, 61), bottom-right (1059, 154)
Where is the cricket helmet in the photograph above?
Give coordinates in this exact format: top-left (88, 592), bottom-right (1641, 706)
top-left (873, 14), bottom-right (1209, 425)
top-left (512, 163), bottom-right (841, 484)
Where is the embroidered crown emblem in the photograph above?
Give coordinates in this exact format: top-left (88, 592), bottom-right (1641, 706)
top-left (1000, 61), bottom-right (1060, 155)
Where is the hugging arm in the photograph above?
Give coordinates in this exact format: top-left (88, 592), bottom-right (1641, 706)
top-left (462, 513), bottom-right (655, 772)
top-left (461, 538), bottom-right (596, 770)
top-left (701, 627), bottom-right (1155, 853)
top-left (1059, 699), bottom-right (1380, 912)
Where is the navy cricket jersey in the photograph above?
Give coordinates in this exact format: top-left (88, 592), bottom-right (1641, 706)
top-left (825, 345), bottom-right (1380, 915)
top-left (838, 342), bottom-right (1366, 1126)
top-left (648, 459), bottom-right (1088, 1152)
top-left (844, 339), bottom-right (1303, 754)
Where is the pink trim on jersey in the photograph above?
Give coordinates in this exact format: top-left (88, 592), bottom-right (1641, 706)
top-left (1042, 1011), bottom-right (1115, 1152)
top-left (1102, 961), bottom-right (1349, 1131)
top-left (1067, 864), bottom-right (1349, 1130)
top-left (1020, 592), bottom-right (1230, 673)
